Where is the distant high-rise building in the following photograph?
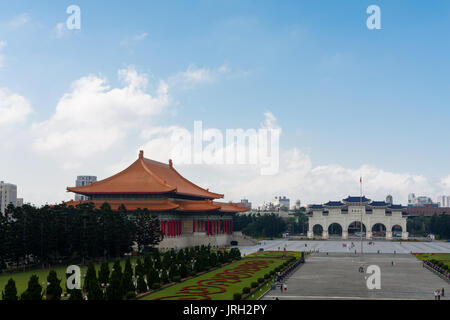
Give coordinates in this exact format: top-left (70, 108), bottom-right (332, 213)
top-left (294, 199), bottom-right (302, 210)
top-left (408, 193), bottom-right (434, 207)
top-left (386, 195), bottom-right (393, 205)
top-left (408, 193), bottom-right (416, 206)
top-left (0, 181), bottom-right (17, 215)
top-left (74, 176), bottom-right (97, 201)
top-left (240, 199), bottom-right (252, 210)
top-left (436, 195), bottom-right (450, 207)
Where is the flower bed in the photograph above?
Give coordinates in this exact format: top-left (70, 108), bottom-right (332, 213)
top-left (141, 251), bottom-right (297, 300)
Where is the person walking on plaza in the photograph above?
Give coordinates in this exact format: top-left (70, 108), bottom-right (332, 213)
top-left (434, 290), bottom-right (438, 300)
top-left (283, 283), bottom-right (287, 292)
top-left (442, 288), bottom-right (445, 297)
top-left (280, 283), bottom-right (283, 293)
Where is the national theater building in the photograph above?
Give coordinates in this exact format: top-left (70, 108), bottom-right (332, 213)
top-left (306, 196), bottom-right (409, 240)
top-left (66, 150), bottom-right (247, 249)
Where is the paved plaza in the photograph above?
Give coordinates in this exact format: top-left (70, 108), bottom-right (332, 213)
top-left (238, 239), bottom-right (450, 256)
top-left (237, 240), bottom-right (450, 300)
top-left (262, 253), bottom-right (449, 300)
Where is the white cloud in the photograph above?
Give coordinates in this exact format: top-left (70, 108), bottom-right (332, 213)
top-left (53, 22), bottom-right (65, 39)
top-left (32, 66), bottom-right (170, 162)
top-left (8, 13), bottom-right (29, 29)
top-left (131, 113), bottom-right (435, 206)
top-left (120, 32), bottom-right (149, 46)
top-left (169, 64), bottom-right (230, 88)
top-left (0, 88), bottom-right (32, 125)
top-left (134, 32), bottom-right (148, 41)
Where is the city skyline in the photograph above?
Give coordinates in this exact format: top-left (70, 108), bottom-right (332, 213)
top-left (1, 1), bottom-right (450, 207)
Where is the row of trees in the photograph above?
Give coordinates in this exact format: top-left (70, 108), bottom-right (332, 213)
top-left (233, 213), bottom-right (287, 238)
top-left (1, 246), bottom-right (242, 300)
top-left (233, 208), bottom-right (309, 238)
top-left (407, 214), bottom-right (450, 239)
top-left (0, 203), bottom-right (162, 272)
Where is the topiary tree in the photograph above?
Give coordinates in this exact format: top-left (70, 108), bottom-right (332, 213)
top-left (2, 278), bottom-right (18, 301)
top-left (98, 261), bottom-right (110, 287)
top-left (136, 275), bottom-right (148, 294)
top-left (46, 270), bottom-right (62, 300)
top-left (122, 258), bottom-right (136, 296)
top-left (21, 275), bottom-right (42, 300)
top-left (68, 289), bottom-right (84, 300)
top-left (106, 260), bottom-right (124, 300)
top-left (160, 269), bottom-right (169, 284)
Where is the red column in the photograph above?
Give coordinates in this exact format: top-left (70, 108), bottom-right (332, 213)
top-left (207, 219), bottom-right (210, 236)
top-left (193, 219), bottom-right (196, 233)
top-left (161, 220), bottom-right (164, 235)
top-left (167, 220), bottom-right (170, 237)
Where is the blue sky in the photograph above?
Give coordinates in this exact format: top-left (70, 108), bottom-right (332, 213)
top-left (1, 1), bottom-right (450, 206)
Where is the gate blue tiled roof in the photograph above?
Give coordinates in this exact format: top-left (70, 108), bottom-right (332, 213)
top-left (343, 196), bottom-right (371, 203)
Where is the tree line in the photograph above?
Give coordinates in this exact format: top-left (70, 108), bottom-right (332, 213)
top-left (0, 202), bottom-right (162, 273)
top-left (407, 214), bottom-right (450, 239)
top-left (2, 246), bottom-right (242, 300)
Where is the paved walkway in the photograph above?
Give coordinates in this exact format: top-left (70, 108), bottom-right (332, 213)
top-left (262, 253), bottom-right (449, 300)
top-left (239, 239), bottom-right (450, 256)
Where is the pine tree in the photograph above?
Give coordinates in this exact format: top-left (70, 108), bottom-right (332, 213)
top-left (136, 275), bottom-right (148, 294)
top-left (46, 270), bottom-right (62, 300)
top-left (122, 258), bottom-right (136, 297)
top-left (98, 261), bottom-right (110, 286)
top-left (83, 262), bottom-right (104, 300)
top-left (2, 278), bottom-right (18, 301)
top-left (160, 269), bottom-right (169, 284)
top-left (106, 260), bottom-right (124, 300)
top-left (147, 267), bottom-right (160, 287)
top-left (84, 262), bottom-right (97, 294)
top-left (68, 289), bottom-right (84, 300)
top-left (21, 275), bottom-right (42, 300)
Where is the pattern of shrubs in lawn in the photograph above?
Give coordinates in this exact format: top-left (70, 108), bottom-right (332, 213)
top-left (143, 251), bottom-right (296, 300)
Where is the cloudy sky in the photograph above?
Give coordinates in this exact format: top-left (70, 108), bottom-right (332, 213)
top-left (1, 1), bottom-right (450, 207)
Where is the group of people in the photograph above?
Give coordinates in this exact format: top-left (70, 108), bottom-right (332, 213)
top-left (434, 288), bottom-right (445, 300)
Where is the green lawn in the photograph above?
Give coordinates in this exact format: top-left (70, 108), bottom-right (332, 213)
top-left (0, 257), bottom-right (137, 299)
top-left (141, 251), bottom-right (297, 300)
top-left (413, 253), bottom-right (450, 268)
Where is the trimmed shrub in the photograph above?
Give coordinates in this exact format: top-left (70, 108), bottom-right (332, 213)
top-left (173, 275), bottom-right (182, 283)
top-left (242, 287), bottom-right (250, 294)
top-left (151, 283), bottom-right (161, 290)
top-left (125, 291), bottom-right (136, 300)
top-left (251, 282), bottom-right (258, 288)
top-left (264, 274), bottom-right (270, 279)
top-left (258, 278), bottom-right (264, 283)
top-left (233, 293), bottom-right (242, 300)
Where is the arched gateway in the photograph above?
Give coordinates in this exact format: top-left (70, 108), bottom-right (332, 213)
top-left (306, 198), bottom-right (408, 240)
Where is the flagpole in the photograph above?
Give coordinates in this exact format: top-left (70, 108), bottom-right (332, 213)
top-left (360, 176), bottom-right (363, 259)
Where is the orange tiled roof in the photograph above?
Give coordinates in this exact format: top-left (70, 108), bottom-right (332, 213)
top-left (215, 202), bottom-right (249, 213)
top-left (67, 151), bottom-right (223, 199)
top-left (175, 200), bottom-right (221, 212)
top-left (64, 199), bottom-right (179, 212)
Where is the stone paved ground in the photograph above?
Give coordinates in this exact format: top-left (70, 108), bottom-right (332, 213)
top-left (239, 239), bottom-right (450, 256)
top-left (261, 252), bottom-right (449, 300)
